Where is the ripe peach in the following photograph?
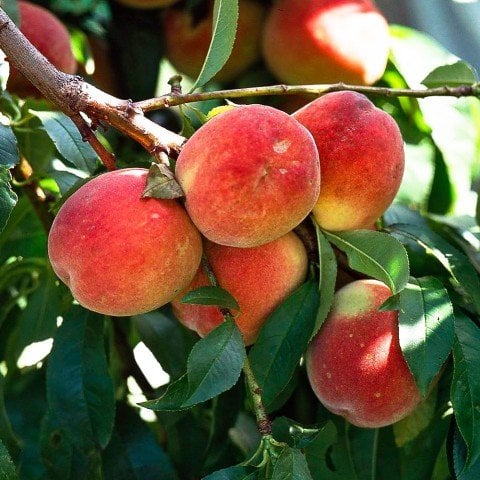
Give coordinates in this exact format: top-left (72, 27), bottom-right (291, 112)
top-left (306, 280), bottom-right (422, 428)
top-left (163, 0), bottom-right (265, 83)
top-left (175, 104), bottom-right (321, 247)
top-left (172, 232), bottom-right (308, 345)
top-left (48, 168), bottom-right (203, 316)
top-left (293, 91), bottom-right (404, 231)
top-left (114, 0), bottom-right (180, 7)
top-left (262, 0), bottom-right (390, 85)
top-left (7, 1), bottom-right (77, 98)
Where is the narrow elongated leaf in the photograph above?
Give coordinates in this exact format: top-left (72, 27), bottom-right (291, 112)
top-left (249, 281), bottom-right (319, 411)
top-left (314, 227), bottom-right (337, 337)
top-left (390, 223), bottom-right (480, 315)
top-left (0, 168), bottom-right (17, 234)
top-left (324, 230), bottom-right (409, 294)
top-left (190, 0), bottom-right (239, 90)
top-left (272, 446), bottom-right (313, 480)
top-left (181, 285), bottom-right (240, 311)
top-left (46, 306), bottom-right (115, 450)
top-left (397, 277), bottom-right (455, 396)
top-left (451, 313), bottom-right (480, 469)
top-left (0, 375), bottom-right (19, 459)
top-left (103, 404), bottom-right (178, 480)
top-left (0, 124), bottom-right (19, 168)
top-left (0, 439), bottom-right (17, 480)
top-left (142, 318), bottom-right (245, 410)
top-left (422, 61), bottom-right (478, 88)
top-left (451, 422), bottom-right (480, 480)
top-left (31, 111), bottom-right (98, 173)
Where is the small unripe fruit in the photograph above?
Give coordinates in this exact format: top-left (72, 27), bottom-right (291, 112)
top-left (7, 1), bottom-right (77, 98)
top-left (172, 232), bottom-right (309, 345)
top-left (175, 104), bottom-right (321, 247)
top-left (306, 280), bottom-right (422, 428)
top-left (163, 0), bottom-right (265, 83)
top-left (263, 0), bottom-right (390, 85)
top-left (48, 168), bottom-right (203, 316)
top-left (293, 91), bottom-right (404, 231)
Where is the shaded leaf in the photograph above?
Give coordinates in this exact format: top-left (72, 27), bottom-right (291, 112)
top-left (190, 0), bottom-right (239, 90)
top-left (0, 439), bottom-right (17, 480)
top-left (249, 281), bottom-right (318, 412)
top-left (103, 404), bottom-right (178, 480)
top-left (451, 421), bottom-right (480, 480)
top-left (422, 61), bottom-right (478, 88)
top-left (451, 313), bottom-right (480, 469)
top-left (314, 226), bottom-right (337, 337)
top-left (271, 446), bottom-right (313, 480)
top-left (324, 229), bottom-right (409, 294)
top-left (31, 110), bottom-right (98, 173)
top-left (142, 318), bottom-right (245, 410)
top-left (0, 123), bottom-right (19, 169)
top-left (142, 163), bottom-right (184, 200)
top-left (389, 223), bottom-right (480, 315)
top-left (272, 417), bottom-right (326, 450)
top-left (203, 465), bottom-right (257, 479)
top-left (397, 277), bottom-right (455, 396)
top-left (181, 285), bottom-right (240, 311)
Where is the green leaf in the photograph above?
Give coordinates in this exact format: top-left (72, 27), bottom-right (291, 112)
top-left (271, 446), bottom-right (313, 480)
top-left (389, 223), bottom-right (480, 315)
top-left (0, 123), bottom-right (19, 169)
top-left (249, 281), bottom-right (319, 412)
top-left (45, 306), bottom-right (115, 450)
top-left (181, 285), bottom-right (240, 311)
top-left (422, 61), bottom-right (478, 88)
top-left (0, 375), bottom-right (20, 460)
top-left (190, 0), bottom-right (239, 91)
top-left (103, 404), bottom-right (178, 480)
top-left (0, 168), bottom-right (17, 234)
top-left (397, 277), bottom-right (455, 396)
top-left (451, 313), bottom-right (480, 469)
top-left (142, 318), bottom-right (245, 411)
top-left (0, 439), bottom-right (17, 480)
top-left (272, 417), bottom-right (326, 450)
top-left (314, 226), bottom-right (337, 337)
top-left (323, 229), bottom-right (410, 294)
top-left (142, 163), bottom-right (184, 200)
top-left (203, 465), bottom-right (257, 479)
top-left (451, 422), bottom-right (480, 480)
top-left (1, 1), bottom-right (19, 26)
top-left (31, 111), bottom-right (98, 173)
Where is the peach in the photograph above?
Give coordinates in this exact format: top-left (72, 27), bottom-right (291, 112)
top-left (163, 0), bottom-right (265, 83)
top-left (306, 279), bottom-right (422, 428)
top-left (175, 104), bottom-right (321, 247)
top-left (262, 0), bottom-right (390, 85)
top-left (293, 91), bottom-right (404, 231)
top-left (7, 1), bottom-right (77, 98)
top-left (47, 168), bottom-right (203, 316)
top-left (172, 231), bottom-right (308, 345)
top-left (114, 0), bottom-right (180, 8)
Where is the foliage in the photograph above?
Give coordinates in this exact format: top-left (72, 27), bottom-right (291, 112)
top-left (0, 0), bottom-right (479, 479)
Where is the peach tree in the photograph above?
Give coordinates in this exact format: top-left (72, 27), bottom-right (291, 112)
top-left (0, 0), bottom-right (480, 479)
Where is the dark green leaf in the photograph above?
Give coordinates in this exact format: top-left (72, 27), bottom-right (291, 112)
top-left (133, 308), bottom-right (197, 380)
top-left (203, 465), bottom-right (257, 479)
top-left (314, 227), bottom-right (337, 337)
top-left (0, 124), bottom-right (19, 168)
top-left (397, 277), bottom-right (455, 396)
top-left (249, 281), bottom-right (319, 411)
top-left (0, 168), bottom-right (17, 234)
top-left (0, 375), bottom-right (19, 460)
top-left (142, 318), bottom-right (245, 410)
top-left (422, 61), bottom-right (478, 88)
top-left (451, 421), bottom-right (480, 480)
top-left (1, 1), bottom-right (19, 26)
top-left (31, 111), bottom-right (98, 173)
top-left (0, 439), bottom-right (17, 480)
top-left (346, 426), bottom-right (379, 480)
top-left (190, 0), bottom-right (239, 90)
top-left (389, 223), bottom-right (480, 315)
top-left (271, 446), bottom-right (313, 480)
top-left (451, 313), bottom-right (480, 469)
top-left (103, 404), bottom-right (178, 480)
top-left (324, 229), bottom-right (410, 294)
top-left (142, 163), bottom-right (184, 200)
top-left (46, 306), bottom-right (115, 450)
top-left (272, 417), bottom-right (326, 450)
top-left (181, 285), bottom-right (240, 311)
